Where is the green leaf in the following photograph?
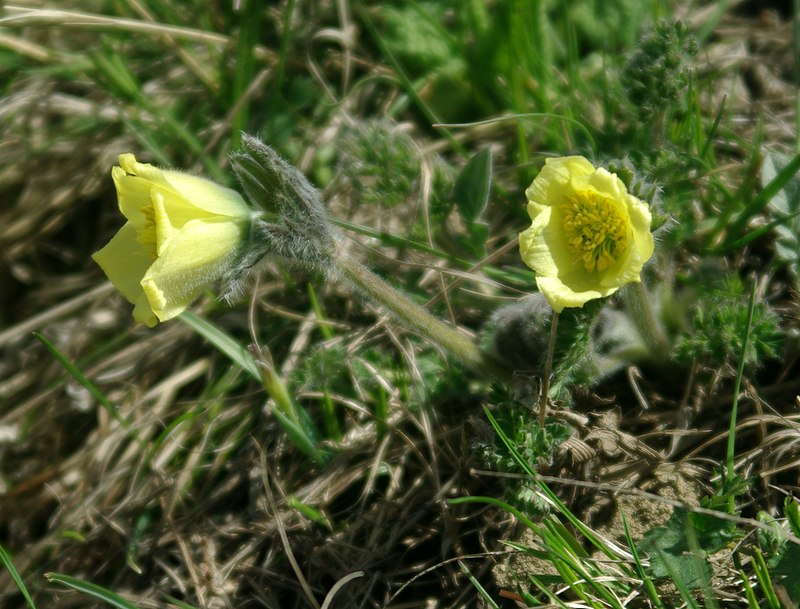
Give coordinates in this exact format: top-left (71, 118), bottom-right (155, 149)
top-left (287, 496), bottom-right (334, 531)
top-left (637, 508), bottom-right (718, 587)
top-left (772, 542), bottom-right (800, 604)
top-left (719, 149), bottom-right (800, 255)
top-left (763, 150), bottom-right (800, 268)
top-left (270, 406), bottom-right (329, 465)
top-left (453, 147), bottom-right (492, 224)
top-left (786, 497), bottom-right (800, 537)
top-left (161, 595), bottom-right (199, 609)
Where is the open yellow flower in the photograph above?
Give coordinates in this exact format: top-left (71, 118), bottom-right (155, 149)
top-left (92, 154), bottom-right (252, 327)
top-left (519, 156), bottom-right (654, 312)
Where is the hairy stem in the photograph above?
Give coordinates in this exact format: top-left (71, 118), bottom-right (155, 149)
top-left (539, 310), bottom-right (559, 428)
top-left (333, 253), bottom-right (508, 380)
top-left (624, 281), bottom-right (670, 356)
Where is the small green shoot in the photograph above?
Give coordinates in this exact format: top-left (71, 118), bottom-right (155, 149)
top-left (288, 495), bottom-right (334, 531)
top-left (45, 572), bottom-right (140, 609)
top-left (622, 511), bottom-right (665, 609)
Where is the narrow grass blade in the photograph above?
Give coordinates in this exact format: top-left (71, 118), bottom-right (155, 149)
top-left (448, 496), bottom-right (540, 533)
top-left (653, 547), bottom-right (703, 609)
top-left (288, 496), bottom-right (333, 531)
top-left (621, 511), bottom-right (665, 609)
top-left (726, 280), bottom-right (757, 493)
top-left (484, 408), bottom-right (632, 573)
top-left (32, 332), bottom-right (132, 434)
top-left (723, 208), bottom-right (800, 252)
top-left (751, 548), bottom-right (781, 609)
top-left (458, 561), bottom-right (500, 609)
top-left (527, 572), bottom-right (570, 607)
top-left (271, 406), bottom-right (328, 465)
top-left (482, 406), bottom-right (536, 478)
top-left (0, 543), bottom-right (37, 609)
top-left (536, 480), bottom-right (632, 568)
top-left (436, 113), bottom-right (597, 157)
top-left (161, 595), bottom-right (198, 609)
top-left (717, 151), bottom-right (800, 251)
top-left (737, 561), bottom-right (760, 609)
top-left (320, 390), bottom-right (341, 441)
top-left (179, 311), bottom-right (260, 381)
top-left (44, 572), bottom-right (139, 609)
top-left (182, 313), bottom-right (328, 463)
top-left (307, 283), bottom-right (334, 341)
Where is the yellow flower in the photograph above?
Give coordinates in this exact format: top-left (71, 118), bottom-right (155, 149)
top-left (519, 156), bottom-right (654, 312)
top-left (92, 154), bottom-right (252, 327)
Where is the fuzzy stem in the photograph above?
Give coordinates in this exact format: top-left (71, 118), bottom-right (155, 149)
top-left (332, 253), bottom-right (508, 380)
top-left (624, 281), bottom-right (670, 356)
top-left (539, 311), bottom-right (559, 428)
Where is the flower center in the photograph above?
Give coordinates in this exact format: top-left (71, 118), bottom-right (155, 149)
top-left (561, 190), bottom-right (629, 272)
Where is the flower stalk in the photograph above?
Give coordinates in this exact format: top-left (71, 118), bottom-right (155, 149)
top-left (332, 252), bottom-right (508, 379)
top-left (230, 135), bottom-right (509, 380)
top-left (539, 310), bottom-right (559, 428)
top-left (623, 281), bottom-right (671, 356)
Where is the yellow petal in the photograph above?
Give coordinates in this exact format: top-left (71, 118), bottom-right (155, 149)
top-left (92, 222), bottom-right (152, 303)
top-left (519, 156), bottom-right (654, 311)
top-left (132, 298), bottom-right (159, 327)
top-left (536, 274), bottom-right (618, 313)
top-left (140, 217), bottom-right (247, 322)
top-left (150, 191), bottom-right (179, 257)
top-left (160, 170), bottom-right (252, 218)
top-left (525, 156), bottom-right (594, 207)
top-left (116, 154), bottom-right (251, 222)
top-left (520, 205), bottom-right (560, 276)
top-left (96, 153), bottom-right (254, 326)
top-left (112, 165), bottom-right (151, 227)
top-left (93, 223), bottom-right (160, 326)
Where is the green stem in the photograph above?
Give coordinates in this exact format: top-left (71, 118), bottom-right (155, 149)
top-left (726, 280), bottom-right (757, 511)
top-left (539, 311), bottom-right (559, 428)
top-left (333, 254), bottom-right (508, 380)
top-left (623, 281), bottom-right (670, 356)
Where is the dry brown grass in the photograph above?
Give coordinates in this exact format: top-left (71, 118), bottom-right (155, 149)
top-left (2, 2), bottom-right (800, 608)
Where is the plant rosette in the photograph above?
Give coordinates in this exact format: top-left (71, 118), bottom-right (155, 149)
top-left (519, 156), bottom-right (654, 312)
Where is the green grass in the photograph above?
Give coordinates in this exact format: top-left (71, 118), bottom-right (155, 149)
top-left (2, 1), bottom-right (800, 608)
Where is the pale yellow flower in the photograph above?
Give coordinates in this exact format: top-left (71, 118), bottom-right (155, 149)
top-left (93, 154), bottom-right (252, 326)
top-left (519, 156), bottom-right (654, 312)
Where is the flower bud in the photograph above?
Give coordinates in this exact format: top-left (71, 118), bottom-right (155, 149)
top-left (226, 135), bottom-right (338, 288)
top-left (92, 154), bottom-right (254, 326)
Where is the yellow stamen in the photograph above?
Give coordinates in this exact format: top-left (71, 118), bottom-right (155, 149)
top-left (561, 190), bottom-right (629, 272)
